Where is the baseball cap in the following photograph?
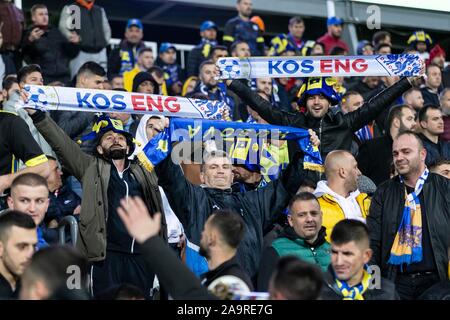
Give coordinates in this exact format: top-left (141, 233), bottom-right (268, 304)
top-left (327, 16), bottom-right (344, 26)
top-left (126, 18), bottom-right (143, 30)
top-left (200, 20), bottom-right (217, 32)
top-left (159, 42), bottom-right (176, 53)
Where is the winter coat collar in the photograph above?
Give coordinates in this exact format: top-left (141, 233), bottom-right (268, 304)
top-left (278, 225), bottom-right (328, 248)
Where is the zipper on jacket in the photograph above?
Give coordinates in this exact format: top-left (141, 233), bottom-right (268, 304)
top-left (310, 247), bottom-right (320, 265)
top-left (122, 179), bottom-right (136, 254)
top-left (114, 161), bottom-right (135, 254)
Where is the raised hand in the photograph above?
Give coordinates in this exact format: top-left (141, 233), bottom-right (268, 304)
top-left (117, 196), bottom-right (161, 244)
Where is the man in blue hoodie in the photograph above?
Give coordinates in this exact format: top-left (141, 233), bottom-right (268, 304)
top-left (156, 42), bottom-right (184, 95)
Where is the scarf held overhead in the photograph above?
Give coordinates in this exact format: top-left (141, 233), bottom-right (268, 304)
top-left (137, 118), bottom-right (323, 173)
top-left (18, 85), bottom-right (228, 120)
top-left (217, 54), bottom-right (424, 79)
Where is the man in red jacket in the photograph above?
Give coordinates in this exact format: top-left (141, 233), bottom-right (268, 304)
top-left (317, 17), bottom-right (350, 55)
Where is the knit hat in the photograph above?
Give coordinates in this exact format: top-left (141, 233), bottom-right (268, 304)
top-left (132, 71), bottom-right (159, 94)
top-left (79, 115), bottom-right (136, 156)
top-left (428, 44), bottom-right (446, 66)
top-left (357, 175), bottom-right (377, 196)
top-left (407, 31), bottom-right (433, 49)
top-left (297, 77), bottom-right (341, 107)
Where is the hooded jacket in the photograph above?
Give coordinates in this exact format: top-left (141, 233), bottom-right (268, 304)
top-left (257, 226), bottom-right (330, 291)
top-left (31, 112), bottom-right (167, 261)
top-left (314, 181), bottom-right (370, 242)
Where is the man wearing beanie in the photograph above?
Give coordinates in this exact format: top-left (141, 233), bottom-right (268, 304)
top-left (24, 105), bottom-right (167, 299)
top-left (227, 73), bottom-right (422, 160)
top-left (132, 71), bottom-right (159, 94)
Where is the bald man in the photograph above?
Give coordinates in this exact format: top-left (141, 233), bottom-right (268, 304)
top-left (313, 150), bottom-right (371, 241)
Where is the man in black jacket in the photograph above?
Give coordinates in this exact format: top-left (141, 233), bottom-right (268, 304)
top-left (227, 75), bottom-right (419, 159)
top-left (22, 4), bottom-right (78, 84)
top-left (186, 21), bottom-right (218, 78)
top-left (417, 105), bottom-right (450, 165)
top-left (107, 18), bottom-right (145, 78)
top-left (320, 219), bottom-right (398, 300)
top-left (357, 104), bottom-right (417, 185)
top-left (155, 137), bottom-right (318, 279)
top-left (367, 131), bottom-right (450, 300)
top-left (119, 196), bottom-right (327, 300)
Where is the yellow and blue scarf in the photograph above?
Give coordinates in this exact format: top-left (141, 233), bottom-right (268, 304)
top-left (388, 168), bottom-right (429, 267)
top-left (137, 118), bottom-right (323, 173)
top-left (335, 267), bottom-right (372, 300)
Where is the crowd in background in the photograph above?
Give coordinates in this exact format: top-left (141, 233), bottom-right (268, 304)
top-left (0, 0), bottom-right (449, 301)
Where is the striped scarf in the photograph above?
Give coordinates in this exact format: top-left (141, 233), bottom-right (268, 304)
top-left (355, 125), bottom-right (373, 142)
top-left (388, 168), bottom-right (429, 266)
top-left (335, 268), bottom-right (372, 300)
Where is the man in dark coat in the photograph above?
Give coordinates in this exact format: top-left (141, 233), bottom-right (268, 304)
top-left (367, 131), bottom-right (450, 300)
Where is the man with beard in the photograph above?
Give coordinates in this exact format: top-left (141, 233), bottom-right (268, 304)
top-left (197, 209), bottom-right (253, 293)
top-left (313, 150), bottom-right (369, 242)
top-left (223, 0), bottom-right (264, 56)
top-left (317, 17), bottom-right (349, 55)
top-left (232, 162), bottom-right (264, 192)
top-left (417, 105), bottom-right (450, 165)
top-left (23, 107), bottom-right (166, 298)
top-left (357, 104), bottom-right (417, 185)
top-left (108, 18), bottom-right (146, 78)
top-left (0, 211), bottom-right (37, 299)
top-left (367, 131), bottom-right (450, 300)
top-left (188, 60), bottom-right (236, 118)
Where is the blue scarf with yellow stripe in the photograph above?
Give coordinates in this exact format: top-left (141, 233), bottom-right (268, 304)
top-left (388, 168), bottom-right (428, 267)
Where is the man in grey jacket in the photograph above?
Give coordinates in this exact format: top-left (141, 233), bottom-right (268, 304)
top-left (25, 107), bottom-right (166, 299)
